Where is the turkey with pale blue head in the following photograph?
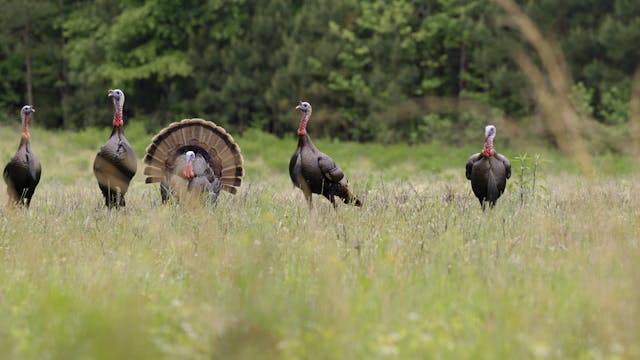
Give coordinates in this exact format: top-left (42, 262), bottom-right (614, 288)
top-left (3, 105), bottom-right (41, 207)
top-left (143, 118), bottom-right (243, 205)
top-left (93, 89), bottom-right (137, 208)
top-left (289, 101), bottom-right (362, 208)
top-left (466, 125), bottom-right (511, 210)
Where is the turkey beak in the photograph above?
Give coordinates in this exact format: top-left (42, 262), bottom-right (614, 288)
top-left (108, 90), bottom-right (121, 101)
top-left (30, 107), bottom-right (35, 113)
top-left (295, 105), bottom-right (301, 110)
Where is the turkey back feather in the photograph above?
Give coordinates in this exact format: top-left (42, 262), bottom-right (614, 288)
top-left (143, 118), bottom-right (243, 197)
top-left (486, 169), bottom-right (499, 205)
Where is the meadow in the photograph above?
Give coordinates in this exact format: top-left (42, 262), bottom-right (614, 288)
top-left (0, 123), bottom-right (638, 359)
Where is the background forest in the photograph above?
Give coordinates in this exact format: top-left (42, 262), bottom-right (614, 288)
top-left (0, 0), bottom-right (639, 146)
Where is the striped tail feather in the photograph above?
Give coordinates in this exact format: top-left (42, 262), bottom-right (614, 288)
top-left (143, 118), bottom-right (244, 194)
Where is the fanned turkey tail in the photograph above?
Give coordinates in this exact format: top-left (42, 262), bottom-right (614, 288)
top-left (143, 118), bottom-right (244, 194)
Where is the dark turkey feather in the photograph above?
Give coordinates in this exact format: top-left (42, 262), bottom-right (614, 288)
top-left (289, 101), bottom-right (361, 208)
top-left (93, 89), bottom-right (137, 208)
top-left (143, 118), bottom-right (243, 205)
top-left (93, 132), bottom-right (137, 207)
top-left (486, 166), bottom-right (500, 203)
top-left (3, 106), bottom-right (41, 207)
top-left (466, 125), bottom-right (511, 210)
top-left (289, 148), bottom-right (302, 187)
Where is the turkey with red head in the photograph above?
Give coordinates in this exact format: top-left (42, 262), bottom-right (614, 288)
top-left (3, 105), bottom-right (41, 207)
top-left (93, 89), bottom-right (137, 208)
top-left (466, 125), bottom-right (511, 210)
top-left (289, 101), bottom-right (362, 208)
top-left (143, 118), bottom-right (243, 205)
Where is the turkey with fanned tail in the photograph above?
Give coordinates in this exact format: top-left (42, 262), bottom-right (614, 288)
top-left (466, 125), bottom-right (511, 210)
top-left (143, 118), bottom-right (243, 205)
top-left (289, 101), bottom-right (362, 209)
top-left (93, 89), bottom-right (137, 208)
top-left (3, 105), bottom-right (41, 207)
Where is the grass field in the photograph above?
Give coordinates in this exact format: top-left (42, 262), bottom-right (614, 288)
top-left (0, 124), bottom-right (639, 359)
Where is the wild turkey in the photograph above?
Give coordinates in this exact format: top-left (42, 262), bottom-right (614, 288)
top-left (3, 105), bottom-right (41, 207)
top-left (466, 125), bottom-right (511, 210)
top-left (289, 101), bottom-right (362, 208)
top-left (93, 89), bottom-right (137, 208)
top-left (143, 118), bottom-right (243, 205)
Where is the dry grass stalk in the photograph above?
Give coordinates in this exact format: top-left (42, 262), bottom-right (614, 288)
top-left (493, 0), bottom-right (593, 176)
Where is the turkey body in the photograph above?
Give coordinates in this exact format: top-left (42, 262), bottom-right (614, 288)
top-left (289, 134), bottom-right (361, 208)
top-left (466, 152), bottom-right (510, 209)
top-left (3, 138), bottom-right (41, 207)
top-left (93, 127), bottom-right (137, 207)
top-left (160, 151), bottom-right (222, 204)
top-left (144, 118), bottom-right (243, 205)
top-left (94, 89), bottom-right (137, 208)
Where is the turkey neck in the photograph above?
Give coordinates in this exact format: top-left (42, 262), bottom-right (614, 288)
top-left (20, 113), bottom-right (31, 148)
top-left (297, 111), bottom-right (316, 148)
top-left (111, 110), bottom-right (125, 137)
top-left (297, 127), bottom-right (318, 150)
top-left (481, 134), bottom-right (495, 157)
top-left (112, 111), bottom-right (124, 126)
top-left (112, 96), bottom-right (124, 128)
top-left (297, 132), bottom-right (316, 150)
top-left (297, 110), bottom-right (311, 136)
top-left (110, 123), bottom-right (126, 138)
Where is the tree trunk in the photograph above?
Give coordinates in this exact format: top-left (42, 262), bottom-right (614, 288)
top-left (458, 42), bottom-right (466, 95)
top-left (24, 17), bottom-right (34, 111)
top-left (454, 42), bottom-right (467, 120)
top-left (59, 0), bottom-right (68, 127)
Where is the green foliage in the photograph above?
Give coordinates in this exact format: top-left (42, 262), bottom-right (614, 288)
top-left (399, 111), bottom-right (486, 146)
top-left (599, 84), bottom-right (631, 125)
top-left (511, 153), bottom-right (548, 208)
top-left (569, 82), bottom-right (594, 117)
top-left (0, 0), bottom-right (638, 146)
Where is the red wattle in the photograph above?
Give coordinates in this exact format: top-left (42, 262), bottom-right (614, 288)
top-left (113, 113), bottom-right (124, 127)
top-left (183, 162), bottom-right (195, 179)
top-left (481, 143), bottom-right (495, 157)
top-left (297, 119), bottom-right (307, 136)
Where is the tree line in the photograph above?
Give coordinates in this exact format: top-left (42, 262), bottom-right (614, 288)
top-left (0, 0), bottom-right (638, 145)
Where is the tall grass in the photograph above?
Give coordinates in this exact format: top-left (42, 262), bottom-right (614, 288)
top-left (0, 124), bottom-right (638, 358)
